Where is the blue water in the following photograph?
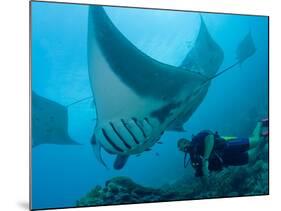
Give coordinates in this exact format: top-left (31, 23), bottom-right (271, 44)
top-left (31, 2), bottom-right (268, 209)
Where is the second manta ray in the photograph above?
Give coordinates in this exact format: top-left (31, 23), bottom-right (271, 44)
top-left (87, 6), bottom-right (255, 169)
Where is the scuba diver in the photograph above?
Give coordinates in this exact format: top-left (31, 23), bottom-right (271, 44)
top-left (177, 119), bottom-right (269, 177)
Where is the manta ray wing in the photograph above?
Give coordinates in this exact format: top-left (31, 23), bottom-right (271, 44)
top-left (168, 16), bottom-right (224, 131)
top-left (89, 6), bottom-right (207, 102)
top-left (181, 16), bottom-right (224, 77)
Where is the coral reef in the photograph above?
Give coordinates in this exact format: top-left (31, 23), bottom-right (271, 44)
top-left (77, 176), bottom-right (164, 206)
top-left (77, 145), bottom-right (268, 206)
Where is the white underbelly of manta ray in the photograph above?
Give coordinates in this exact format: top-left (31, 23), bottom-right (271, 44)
top-left (90, 37), bottom-right (188, 155)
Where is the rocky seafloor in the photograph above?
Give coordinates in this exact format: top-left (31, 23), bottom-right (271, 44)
top-left (77, 145), bottom-right (268, 207)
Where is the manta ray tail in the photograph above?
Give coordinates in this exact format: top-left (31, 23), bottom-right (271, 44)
top-left (66, 96), bottom-right (93, 108)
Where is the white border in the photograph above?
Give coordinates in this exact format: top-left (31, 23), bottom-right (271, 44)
top-left (1, 0), bottom-right (280, 211)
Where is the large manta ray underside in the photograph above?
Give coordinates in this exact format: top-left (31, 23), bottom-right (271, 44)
top-left (87, 6), bottom-right (224, 169)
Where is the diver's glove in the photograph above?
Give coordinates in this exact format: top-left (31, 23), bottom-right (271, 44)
top-left (202, 159), bottom-right (209, 176)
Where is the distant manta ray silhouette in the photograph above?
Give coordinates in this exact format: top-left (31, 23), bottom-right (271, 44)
top-left (32, 91), bottom-right (80, 147)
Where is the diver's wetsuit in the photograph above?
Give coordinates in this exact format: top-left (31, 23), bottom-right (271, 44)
top-left (189, 130), bottom-right (250, 177)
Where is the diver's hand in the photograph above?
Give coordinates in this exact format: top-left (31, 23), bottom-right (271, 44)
top-left (199, 160), bottom-right (210, 185)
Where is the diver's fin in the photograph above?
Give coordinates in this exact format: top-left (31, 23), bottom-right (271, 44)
top-left (113, 155), bottom-right (129, 170)
top-left (236, 31), bottom-right (256, 64)
top-left (91, 134), bottom-right (108, 169)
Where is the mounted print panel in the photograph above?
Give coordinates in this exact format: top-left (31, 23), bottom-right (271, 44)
top-left (30, 1), bottom-right (269, 210)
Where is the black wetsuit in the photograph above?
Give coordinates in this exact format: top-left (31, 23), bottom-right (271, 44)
top-left (189, 130), bottom-right (250, 177)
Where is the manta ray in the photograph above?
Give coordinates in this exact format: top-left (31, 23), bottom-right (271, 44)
top-left (87, 6), bottom-right (256, 169)
top-left (87, 6), bottom-right (224, 169)
top-left (32, 91), bottom-right (79, 147)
